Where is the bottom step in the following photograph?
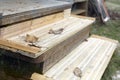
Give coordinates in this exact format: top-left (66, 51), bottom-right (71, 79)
top-left (31, 35), bottom-right (118, 80)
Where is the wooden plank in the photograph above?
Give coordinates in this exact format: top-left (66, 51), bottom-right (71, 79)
top-left (0, 39), bottom-right (41, 54)
top-left (90, 44), bottom-right (116, 80)
top-left (80, 41), bottom-right (113, 80)
top-left (0, 21), bottom-right (32, 38)
top-left (31, 12), bottom-right (64, 29)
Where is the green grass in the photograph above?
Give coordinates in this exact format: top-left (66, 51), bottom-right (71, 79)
top-left (107, 0), bottom-right (120, 5)
top-left (91, 20), bottom-right (120, 41)
top-left (91, 20), bottom-right (120, 80)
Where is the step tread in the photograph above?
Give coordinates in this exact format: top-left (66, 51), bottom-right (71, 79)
top-left (44, 36), bottom-right (118, 80)
top-left (0, 16), bottom-right (94, 58)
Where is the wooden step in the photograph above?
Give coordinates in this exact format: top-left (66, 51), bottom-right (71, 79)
top-left (0, 0), bottom-right (72, 26)
top-left (0, 16), bottom-right (95, 73)
top-left (42, 35), bottom-right (118, 80)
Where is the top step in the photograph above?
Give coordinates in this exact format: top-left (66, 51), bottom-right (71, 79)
top-left (0, 0), bottom-right (72, 26)
top-left (0, 16), bottom-right (95, 59)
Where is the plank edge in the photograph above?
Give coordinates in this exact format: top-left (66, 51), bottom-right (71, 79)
top-left (91, 34), bottom-right (119, 44)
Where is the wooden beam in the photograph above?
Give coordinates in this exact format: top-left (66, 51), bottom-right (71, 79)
top-left (0, 39), bottom-right (41, 54)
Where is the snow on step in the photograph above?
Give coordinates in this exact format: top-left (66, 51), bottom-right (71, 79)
top-left (44, 36), bottom-right (118, 80)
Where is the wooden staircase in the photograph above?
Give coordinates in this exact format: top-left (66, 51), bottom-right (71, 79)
top-left (0, 0), bottom-right (118, 80)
